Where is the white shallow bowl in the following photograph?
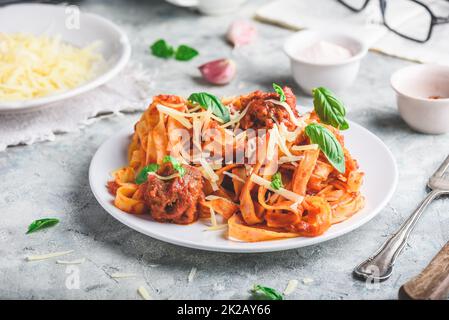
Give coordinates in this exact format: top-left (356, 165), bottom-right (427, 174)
top-left (391, 64), bottom-right (449, 135)
top-left (166, 0), bottom-right (247, 15)
top-left (284, 30), bottom-right (368, 95)
top-left (89, 107), bottom-right (398, 253)
top-left (0, 3), bottom-right (131, 113)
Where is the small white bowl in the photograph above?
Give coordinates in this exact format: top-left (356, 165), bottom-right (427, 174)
top-left (284, 30), bottom-right (368, 95)
top-left (391, 64), bottom-right (449, 135)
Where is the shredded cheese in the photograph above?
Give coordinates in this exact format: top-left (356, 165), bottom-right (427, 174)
top-left (26, 250), bottom-right (73, 261)
top-left (56, 258), bottom-right (85, 265)
top-left (205, 224), bottom-right (228, 231)
top-left (221, 103), bottom-right (250, 128)
top-left (205, 195), bottom-right (237, 205)
top-left (110, 273), bottom-right (137, 279)
top-left (209, 207), bottom-right (218, 227)
top-left (223, 171), bottom-right (246, 183)
top-left (188, 267), bottom-right (197, 283)
top-left (137, 286), bottom-right (152, 300)
top-left (291, 144), bottom-right (319, 151)
top-left (272, 124), bottom-right (293, 157)
top-left (156, 104), bottom-right (192, 129)
top-left (284, 279), bottom-right (298, 295)
top-left (279, 155), bottom-right (304, 164)
top-left (250, 174), bottom-right (304, 203)
top-left (266, 128), bottom-right (278, 161)
top-left (147, 172), bottom-right (180, 180)
top-left (0, 33), bottom-right (102, 101)
top-left (267, 99), bottom-right (306, 128)
top-left (303, 277), bottom-right (314, 284)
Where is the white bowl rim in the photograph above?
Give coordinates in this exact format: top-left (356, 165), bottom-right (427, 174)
top-left (0, 3), bottom-right (132, 112)
top-left (283, 30), bottom-right (368, 67)
top-left (390, 64), bottom-right (449, 103)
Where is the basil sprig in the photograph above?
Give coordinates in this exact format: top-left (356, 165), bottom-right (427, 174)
top-left (188, 92), bottom-right (230, 123)
top-left (135, 163), bottom-right (160, 184)
top-left (150, 39), bottom-right (174, 59)
top-left (313, 87), bottom-right (349, 130)
top-left (272, 83), bottom-right (286, 102)
top-left (163, 155), bottom-right (186, 177)
top-left (26, 218), bottom-right (59, 234)
top-left (305, 123), bottom-right (345, 173)
top-left (270, 172), bottom-right (283, 190)
top-left (175, 45), bottom-right (199, 61)
top-left (150, 39), bottom-right (198, 61)
top-left (251, 285), bottom-right (284, 300)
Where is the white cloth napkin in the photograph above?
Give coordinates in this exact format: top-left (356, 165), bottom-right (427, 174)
top-left (256, 0), bottom-right (449, 65)
top-left (0, 63), bottom-right (153, 151)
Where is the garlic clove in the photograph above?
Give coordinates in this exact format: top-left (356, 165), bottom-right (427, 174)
top-left (199, 59), bottom-right (236, 85)
top-left (226, 20), bottom-right (257, 47)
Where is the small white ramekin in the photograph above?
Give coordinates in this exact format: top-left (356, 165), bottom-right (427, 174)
top-left (284, 30), bottom-right (368, 95)
top-left (391, 64), bottom-right (449, 135)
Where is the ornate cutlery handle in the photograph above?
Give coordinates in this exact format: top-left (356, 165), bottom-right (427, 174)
top-left (354, 190), bottom-right (444, 282)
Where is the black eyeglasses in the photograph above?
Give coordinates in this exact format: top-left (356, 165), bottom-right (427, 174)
top-left (338, 0), bottom-right (449, 43)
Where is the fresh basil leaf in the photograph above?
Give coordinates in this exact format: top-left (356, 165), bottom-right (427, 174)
top-left (26, 218), bottom-right (59, 234)
top-left (270, 172), bottom-right (283, 190)
top-left (305, 123), bottom-right (345, 173)
top-left (272, 83), bottom-right (286, 102)
top-left (313, 87), bottom-right (349, 130)
top-left (251, 285), bottom-right (284, 300)
top-left (188, 92), bottom-right (231, 123)
top-left (163, 155), bottom-right (186, 177)
top-left (175, 44), bottom-right (199, 61)
top-left (150, 39), bottom-right (174, 59)
top-left (136, 163), bottom-right (160, 184)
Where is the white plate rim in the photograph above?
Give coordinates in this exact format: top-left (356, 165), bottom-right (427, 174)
top-left (0, 3), bottom-right (131, 113)
top-left (89, 110), bottom-right (398, 253)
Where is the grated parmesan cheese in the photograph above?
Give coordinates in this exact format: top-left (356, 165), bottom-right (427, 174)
top-left (223, 171), bottom-right (246, 183)
top-left (188, 267), bottom-right (197, 283)
top-left (291, 144), bottom-right (319, 151)
top-left (110, 273), bottom-right (137, 279)
top-left (156, 104), bottom-right (192, 129)
top-left (0, 33), bottom-right (102, 101)
top-left (283, 279), bottom-right (298, 295)
top-left (137, 286), bottom-right (152, 300)
top-left (147, 172), bottom-right (180, 180)
top-left (26, 250), bottom-right (73, 261)
top-left (267, 99), bottom-right (306, 128)
top-left (250, 174), bottom-right (304, 204)
top-left (205, 224), bottom-right (228, 231)
top-left (56, 258), bottom-right (85, 265)
top-left (209, 207), bottom-right (217, 227)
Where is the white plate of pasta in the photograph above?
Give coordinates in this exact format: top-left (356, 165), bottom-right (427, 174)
top-left (89, 86), bottom-right (398, 253)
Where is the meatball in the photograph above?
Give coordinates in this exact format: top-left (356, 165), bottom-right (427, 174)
top-left (143, 164), bottom-right (204, 224)
top-left (240, 86), bottom-right (299, 130)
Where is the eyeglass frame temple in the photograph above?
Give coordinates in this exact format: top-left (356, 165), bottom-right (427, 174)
top-left (380, 0), bottom-right (435, 43)
top-left (337, 0), bottom-right (372, 12)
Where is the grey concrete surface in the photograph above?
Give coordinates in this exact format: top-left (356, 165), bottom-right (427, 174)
top-left (1, 0), bottom-right (449, 300)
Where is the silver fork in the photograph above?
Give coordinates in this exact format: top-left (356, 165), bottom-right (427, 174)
top-left (354, 154), bottom-right (449, 282)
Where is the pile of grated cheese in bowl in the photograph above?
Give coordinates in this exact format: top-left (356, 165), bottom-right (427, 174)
top-left (0, 33), bottom-right (103, 101)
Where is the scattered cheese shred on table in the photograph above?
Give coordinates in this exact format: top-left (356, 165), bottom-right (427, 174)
top-left (188, 267), bottom-right (197, 283)
top-left (26, 250), bottom-right (73, 261)
top-left (0, 32), bottom-right (103, 101)
top-left (303, 277), bottom-right (314, 284)
top-left (110, 273), bottom-right (137, 279)
top-left (137, 286), bottom-right (152, 300)
top-left (283, 279), bottom-right (298, 295)
top-left (56, 258), bottom-right (85, 265)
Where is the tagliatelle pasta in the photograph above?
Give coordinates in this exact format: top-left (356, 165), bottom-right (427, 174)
top-left (107, 87), bottom-right (365, 242)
